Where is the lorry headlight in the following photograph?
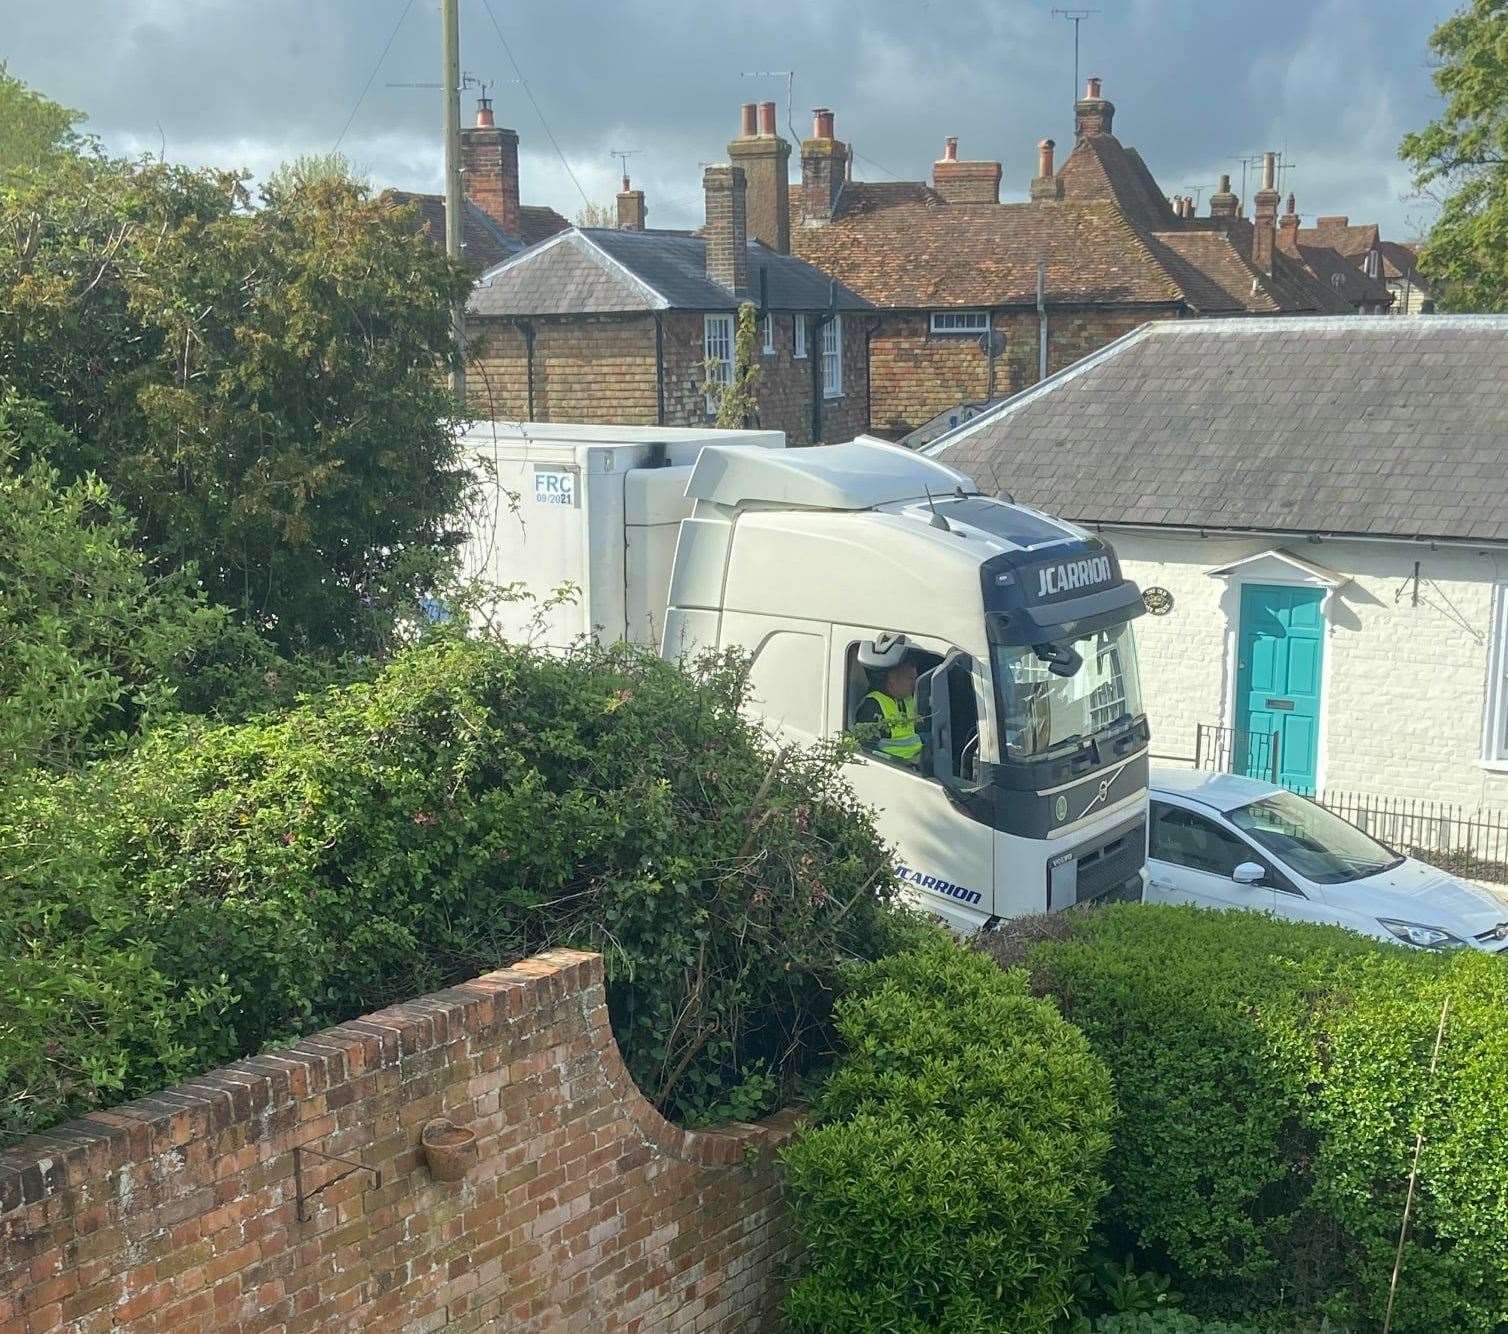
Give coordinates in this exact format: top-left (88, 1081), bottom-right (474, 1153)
top-left (1377, 918), bottom-right (1467, 950)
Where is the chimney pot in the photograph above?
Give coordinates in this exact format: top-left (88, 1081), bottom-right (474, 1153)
top-left (943, 136), bottom-right (958, 161)
top-left (475, 96), bottom-right (494, 128)
top-left (1261, 150), bottom-right (1277, 192)
top-left (1086, 76), bottom-right (1101, 99)
top-left (1074, 76), bottom-right (1115, 139)
top-left (1037, 138), bottom-right (1055, 177)
top-left (1030, 139), bottom-right (1063, 200)
top-left (812, 107), bottom-right (835, 140)
top-left (1209, 173), bottom-right (1239, 221)
top-left (758, 101), bottom-right (777, 135)
top-left (739, 102), bottom-right (758, 138)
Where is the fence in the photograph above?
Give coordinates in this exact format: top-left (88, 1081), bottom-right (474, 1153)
top-left (1194, 723), bottom-right (1281, 786)
top-left (1317, 791), bottom-right (1508, 886)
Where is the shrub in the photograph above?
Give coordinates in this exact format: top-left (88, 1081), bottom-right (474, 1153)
top-left (1092, 1315), bottom-right (1260, 1334)
top-left (1027, 904), bottom-right (1508, 1332)
top-left (1, 636), bottom-right (902, 1140)
top-left (781, 940), bottom-right (1113, 1333)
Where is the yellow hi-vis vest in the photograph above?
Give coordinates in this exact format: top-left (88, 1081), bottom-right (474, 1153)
top-left (864, 690), bottom-right (922, 763)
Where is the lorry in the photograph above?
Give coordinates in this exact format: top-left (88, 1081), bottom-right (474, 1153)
top-left (461, 420), bottom-right (1150, 932)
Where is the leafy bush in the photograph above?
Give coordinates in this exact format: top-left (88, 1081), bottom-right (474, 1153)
top-left (781, 940), bottom-right (1113, 1333)
top-left (1092, 1314), bottom-right (1260, 1334)
top-left (1026, 904), bottom-right (1508, 1332)
top-left (1, 636), bottom-right (902, 1141)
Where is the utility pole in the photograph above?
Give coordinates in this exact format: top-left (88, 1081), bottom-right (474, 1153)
top-left (1051, 10), bottom-right (1099, 106)
top-left (441, 0), bottom-right (466, 407)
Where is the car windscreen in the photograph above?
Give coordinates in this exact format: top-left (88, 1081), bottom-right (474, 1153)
top-left (1228, 790), bottom-right (1403, 884)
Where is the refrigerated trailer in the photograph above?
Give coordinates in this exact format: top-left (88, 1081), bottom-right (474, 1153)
top-left (462, 421), bottom-right (1150, 931)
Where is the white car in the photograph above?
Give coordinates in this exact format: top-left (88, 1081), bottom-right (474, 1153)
top-left (1145, 768), bottom-right (1508, 954)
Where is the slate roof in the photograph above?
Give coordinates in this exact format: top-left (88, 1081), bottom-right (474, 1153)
top-left (387, 190), bottom-right (570, 272)
top-left (933, 316), bottom-right (1508, 544)
top-left (469, 227), bottom-right (874, 317)
top-left (793, 197), bottom-right (1184, 308)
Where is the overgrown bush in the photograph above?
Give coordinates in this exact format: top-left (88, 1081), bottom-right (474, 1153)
top-left (1092, 1315), bottom-right (1260, 1334)
top-left (1, 635), bottom-right (903, 1142)
top-left (781, 940), bottom-right (1113, 1333)
top-left (1026, 904), bottom-right (1508, 1332)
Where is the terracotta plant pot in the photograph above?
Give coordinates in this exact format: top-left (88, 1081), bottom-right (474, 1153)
top-left (421, 1118), bottom-right (477, 1182)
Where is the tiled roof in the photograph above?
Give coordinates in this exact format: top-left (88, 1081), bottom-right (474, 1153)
top-left (934, 316), bottom-right (1508, 544)
top-left (469, 228), bottom-right (874, 316)
top-left (792, 197), bottom-right (1183, 308)
top-left (1277, 232), bottom-right (1393, 309)
top-left (1297, 220), bottom-right (1381, 260)
top-left (386, 191), bottom-right (569, 272)
top-left (1057, 134), bottom-right (1178, 233)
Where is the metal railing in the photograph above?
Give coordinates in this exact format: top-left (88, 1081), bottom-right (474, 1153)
top-left (1317, 791), bottom-right (1508, 886)
top-left (1194, 723), bottom-right (1281, 786)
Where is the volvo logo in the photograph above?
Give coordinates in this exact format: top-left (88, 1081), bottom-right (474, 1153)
top-left (1054, 795), bottom-right (1068, 822)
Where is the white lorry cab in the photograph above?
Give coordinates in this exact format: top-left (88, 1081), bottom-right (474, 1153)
top-left (462, 422), bottom-right (1151, 932)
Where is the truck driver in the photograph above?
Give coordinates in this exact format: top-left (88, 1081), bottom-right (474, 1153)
top-left (856, 634), bottom-right (922, 766)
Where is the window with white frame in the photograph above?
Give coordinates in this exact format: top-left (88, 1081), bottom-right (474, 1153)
top-left (762, 313), bottom-right (775, 355)
top-left (1485, 583), bottom-right (1508, 764)
top-left (793, 315), bottom-right (808, 359)
top-left (703, 314), bottom-right (734, 414)
top-left (821, 315), bottom-right (842, 398)
top-left (930, 310), bottom-right (990, 334)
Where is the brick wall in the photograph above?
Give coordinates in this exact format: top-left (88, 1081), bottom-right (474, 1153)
top-left (0, 950), bottom-right (801, 1333)
top-left (1111, 530), bottom-right (1508, 809)
top-left (468, 317), bottom-right (661, 425)
top-left (869, 309), bottom-right (1172, 437)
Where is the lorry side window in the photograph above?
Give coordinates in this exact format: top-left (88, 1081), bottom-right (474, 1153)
top-left (747, 631), bottom-right (826, 739)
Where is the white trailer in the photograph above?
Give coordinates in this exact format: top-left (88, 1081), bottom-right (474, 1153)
top-left (464, 421), bottom-right (1151, 932)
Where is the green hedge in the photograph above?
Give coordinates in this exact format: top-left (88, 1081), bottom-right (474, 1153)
top-left (1026, 904), bottom-right (1508, 1332)
top-left (1, 636), bottom-right (903, 1141)
top-left (781, 940), bottom-right (1113, 1333)
top-left (1092, 1315), bottom-right (1260, 1334)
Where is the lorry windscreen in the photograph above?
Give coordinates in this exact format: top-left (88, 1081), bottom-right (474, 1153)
top-left (992, 622), bottom-right (1144, 760)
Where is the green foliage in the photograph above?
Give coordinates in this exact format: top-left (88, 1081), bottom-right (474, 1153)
top-left (0, 636), bottom-right (901, 1141)
top-left (781, 940), bottom-right (1113, 1333)
top-left (0, 392), bottom-right (224, 780)
top-left (0, 149), bottom-right (474, 654)
top-left (1399, 0), bottom-right (1508, 309)
top-left (1027, 904), bottom-right (1508, 1332)
top-left (0, 65), bottom-right (84, 177)
top-left (704, 301), bottom-right (763, 428)
top-left (1091, 1315), bottom-right (1260, 1334)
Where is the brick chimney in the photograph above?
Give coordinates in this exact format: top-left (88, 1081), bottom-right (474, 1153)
top-left (1030, 138), bottom-right (1063, 200)
top-left (1208, 173), bottom-right (1239, 220)
top-left (728, 99), bottom-right (791, 253)
top-left (461, 95), bottom-right (520, 237)
top-left (932, 136), bottom-right (1002, 204)
top-left (616, 174), bottom-right (646, 231)
top-left (1315, 214), bottom-right (1349, 227)
top-left (704, 164), bottom-right (749, 295)
top-left (801, 107), bottom-right (846, 225)
top-left (1278, 192), bottom-right (1300, 248)
top-left (1252, 150), bottom-right (1280, 274)
top-left (1074, 76), bottom-right (1115, 140)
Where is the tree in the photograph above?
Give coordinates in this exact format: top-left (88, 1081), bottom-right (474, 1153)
top-left (573, 200), bottom-right (617, 228)
top-left (0, 392), bottom-right (223, 781)
top-left (265, 151), bottom-right (369, 195)
top-left (1400, 0), bottom-right (1508, 310)
top-left (0, 65), bottom-right (83, 177)
top-left (1, 151), bottom-right (477, 654)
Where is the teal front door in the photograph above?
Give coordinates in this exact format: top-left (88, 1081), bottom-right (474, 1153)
top-left (1234, 584), bottom-right (1324, 793)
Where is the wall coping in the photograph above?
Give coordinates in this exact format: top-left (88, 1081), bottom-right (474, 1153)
top-left (0, 948), bottom-right (801, 1219)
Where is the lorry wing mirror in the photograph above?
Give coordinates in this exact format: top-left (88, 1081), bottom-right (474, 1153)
top-left (917, 649), bottom-right (972, 786)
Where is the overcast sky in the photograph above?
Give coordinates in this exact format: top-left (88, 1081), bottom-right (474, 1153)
top-left (7, 0), bottom-right (1453, 239)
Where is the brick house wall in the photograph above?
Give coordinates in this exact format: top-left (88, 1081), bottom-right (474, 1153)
top-left (471, 312), bottom-right (869, 445)
top-left (1111, 530), bottom-right (1508, 809)
top-left (870, 309), bottom-right (1173, 438)
top-left (0, 950), bottom-right (801, 1333)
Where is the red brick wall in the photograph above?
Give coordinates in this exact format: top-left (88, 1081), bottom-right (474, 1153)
top-left (868, 308), bottom-right (1175, 437)
top-left (0, 951), bottom-right (800, 1333)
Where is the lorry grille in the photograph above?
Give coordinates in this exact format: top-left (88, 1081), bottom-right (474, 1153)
top-left (1072, 816), bottom-right (1146, 906)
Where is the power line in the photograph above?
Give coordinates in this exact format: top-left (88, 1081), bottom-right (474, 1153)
top-left (334, 0), bottom-right (416, 151)
top-left (852, 149), bottom-right (904, 181)
top-left (477, 0), bottom-right (593, 208)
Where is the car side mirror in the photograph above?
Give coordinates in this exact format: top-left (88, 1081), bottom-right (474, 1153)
top-left (1232, 862), bottom-right (1266, 886)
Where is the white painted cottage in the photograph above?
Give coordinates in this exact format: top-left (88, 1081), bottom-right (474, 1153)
top-left (933, 316), bottom-right (1508, 817)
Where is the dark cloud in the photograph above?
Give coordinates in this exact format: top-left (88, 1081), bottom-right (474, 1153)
top-left (7, 0), bottom-right (1451, 237)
